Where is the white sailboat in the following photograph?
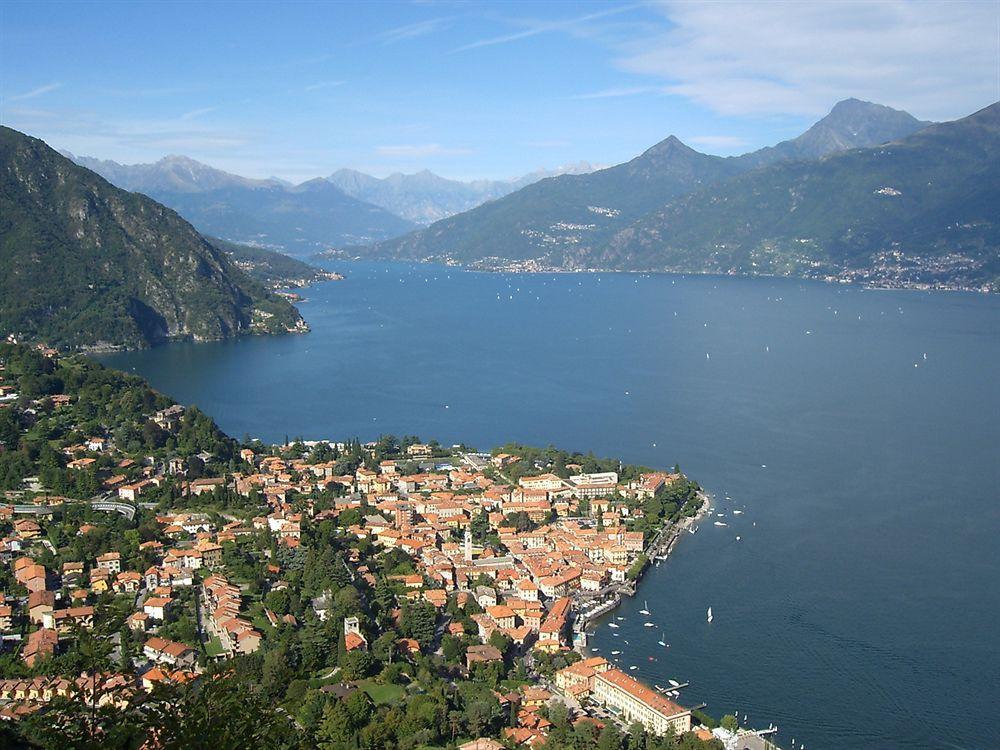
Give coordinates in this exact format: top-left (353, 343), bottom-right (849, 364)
top-left (707, 606), bottom-right (714, 623)
top-left (639, 600), bottom-right (650, 615)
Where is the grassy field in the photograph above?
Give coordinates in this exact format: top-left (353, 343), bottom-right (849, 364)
top-left (356, 680), bottom-right (406, 706)
top-left (204, 636), bottom-right (227, 658)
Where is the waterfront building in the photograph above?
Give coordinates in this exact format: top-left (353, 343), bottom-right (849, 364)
top-left (591, 668), bottom-right (692, 736)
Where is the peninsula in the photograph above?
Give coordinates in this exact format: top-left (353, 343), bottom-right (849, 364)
top-left (0, 343), bottom-right (766, 749)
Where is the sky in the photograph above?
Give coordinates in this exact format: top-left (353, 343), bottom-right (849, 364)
top-left (1, 0), bottom-right (998, 182)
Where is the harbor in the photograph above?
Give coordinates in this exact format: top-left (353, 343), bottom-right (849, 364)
top-left (571, 490), bottom-right (786, 749)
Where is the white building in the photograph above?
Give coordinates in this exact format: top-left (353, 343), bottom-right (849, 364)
top-left (591, 668), bottom-right (691, 736)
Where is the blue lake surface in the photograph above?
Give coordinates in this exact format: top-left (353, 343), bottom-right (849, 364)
top-left (100, 261), bottom-right (1000, 750)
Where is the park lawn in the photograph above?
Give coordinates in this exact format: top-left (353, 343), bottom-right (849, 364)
top-left (204, 636), bottom-right (227, 658)
top-left (356, 680), bottom-right (405, 706)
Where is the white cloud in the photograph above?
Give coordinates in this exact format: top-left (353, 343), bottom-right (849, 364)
top-left (7, 82), bottom-right (62, 101)
top-left (377, 17), bottom-right (453, 44)
top-left (569, 85), bottom-right (660, 100)
top-left (615, 0), bottom-right (1000, 120)
top-left (179, 106), bottom-right (216, 121)
top-left (453, 5), bottom-right (637, 53)
top-left (374, 143), bottom-right (473, 158)
top-left (304, 80), bottom-right (346, 92)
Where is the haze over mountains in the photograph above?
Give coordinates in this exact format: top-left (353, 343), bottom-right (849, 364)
top-left (64, 152), bottom-right (416, 254)
top-left (15, 97), bottom-right (1000, 296)
top-left (64, 151), bottom-right (599, 251)
top-left (328, 162), bottom-right (598, 224)
top-left (1, 127), bottom-right (303, 349)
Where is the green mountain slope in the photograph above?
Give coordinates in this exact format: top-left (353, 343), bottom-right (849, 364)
top-left (368, 136), bottom-right (742, 264)
top-left (0, 127), bottom-right (306, 349)
top-left (209, 237), bottom-right (341, 288)
top-left (606, 102), bottom-right (1000, 290)
top-left (364, 99), bottom-right (934, 269)
top-left (738, 98), bottom-right (931, 168)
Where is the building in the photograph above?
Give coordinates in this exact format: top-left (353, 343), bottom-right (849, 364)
top-left (591, 669), bottom-right (691, 736)
top-left (96, 552), bottom-right (121, 574)
top-left (465, 644), bottom-right (503, 669)
top-left (143, 636), bottom-right (197, 669)
top-left (22, 628), bottom-right (58, 666)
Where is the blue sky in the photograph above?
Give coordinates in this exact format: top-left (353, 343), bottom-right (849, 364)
top-left (1, 1), bottom-right (998, 182)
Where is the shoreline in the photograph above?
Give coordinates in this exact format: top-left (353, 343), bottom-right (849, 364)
top-left (572, 489), bottom-right (785, 746)
top-left (321, 253), bottom-right (994, 294)
top-left (574, 488), bottom-right (712, 636)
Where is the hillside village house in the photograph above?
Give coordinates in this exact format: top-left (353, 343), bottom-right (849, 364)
top-left (143, 636), bottom-right (197, 669)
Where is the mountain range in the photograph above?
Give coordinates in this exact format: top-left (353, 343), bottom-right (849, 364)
top-left (606, 102), bottom-right (999, 288)
top-left (1, 127), bottom-right (304, 349)
top-left (65, 153), bottom-right (600, 252)
top-left (63, 153), bottom-right (416, 254)
top-left (364, 99), bottom-right (931, 263)
top-left (328, 162), bottom-right (598, 224)
top-left (361, 99), bottom-right (998, 291)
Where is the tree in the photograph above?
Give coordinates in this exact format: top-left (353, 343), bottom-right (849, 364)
top-left (372, 631), bottom-right (398, 665)
top-left (470, 510), bottom-right (490, 542)
top-left (548, 700), bottom-right (569, 729)
top-left (720, 714), bottom-right (739, 733)
top-left (343, 690), bottom-right (373, 730)
top-left (597, 723), bottom-right (623, 750)
top-left (339, 650), bottom-right (375, 680)
top-left (24, 671), bottom-right (297, 750)
top-left (261, 646), bottom-right (294, 700)
top-left (441, 634), bottom-right (465, 664)
top-left (317, 700), bottom-right (353, 750)
top-left (400, 600), bottom-right (436, 648)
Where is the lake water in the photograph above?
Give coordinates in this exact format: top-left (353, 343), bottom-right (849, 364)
top-left (100, 261), bottom-right (1000, 750)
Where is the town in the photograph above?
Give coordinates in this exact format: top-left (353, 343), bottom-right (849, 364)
top-left (0, 342), bottom-right (761, 750)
